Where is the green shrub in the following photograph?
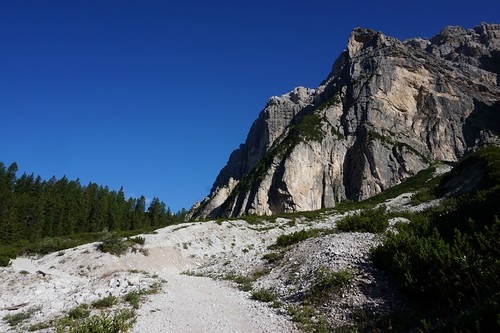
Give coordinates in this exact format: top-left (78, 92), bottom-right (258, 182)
top-left (97, 235), bottom-right (128, 256)
top-left (273, 228), bottom-right (335, 248)
top-left (287, 305), bottom-right (331, 333)
top-left (309, 267), bottom-right (351, 301)
top-left (91, 296), bottom-right (118, 309)
top-left (56, 309), bottom-right (135, 333)
top-left (124, 292), bottom-right (140, 309)
top-left (372, 181), bottom-right (500, 331)
top-left (0, 245), bottom-right (18, 266)
top-left (3, 306), bottom-right (40, 327)
top-left (128, 236), bottom-right (145, 246)
top-left (251, 288), bottom-right (276, 302)
top-left (262, 252), bottom-right (284, 263)
top-left (68, 304), bottom-right (90, 319)
top-left (336, 206), bottom-right (388, 233)
top-left (0, 256), bottom-right (11, 267)
top-left (225, 274), bottom-right (254, 292)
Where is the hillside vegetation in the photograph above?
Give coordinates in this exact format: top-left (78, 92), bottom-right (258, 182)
top-left (372, 147), bottom-right (500, 331)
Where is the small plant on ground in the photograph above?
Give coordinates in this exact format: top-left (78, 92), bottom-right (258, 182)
top-left (251, 288), bottom-right (276, 303)
top-left (91, 296), bottom-right (118, 309)
top-left (262, 252), bottom-right (284, 263)
top-left (271, 228), bottom-right (335, 249)
top-left (128, 236), bottom-right (145, 246)
top-left (124, 292), bottom-right (140, 309)
top-left (287, 304), bottom-right (331, 333)
top-left (3, 306), bottom-right (41, 327)
top-left (68, 304), bottom-right (90, 319)
top-left (308, 267), bottom-right (352, 302)
top-left (56, 309), bottom-right (135, 333)
top-left (336, 206), bottom-right (388, 233)
top-left (225, 274), bottom-right (254, 292)
top-left (97, 234), bottom-right (129, 256)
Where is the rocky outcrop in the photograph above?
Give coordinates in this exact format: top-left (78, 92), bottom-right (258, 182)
top-left (192, 23), bottom-right (500, 219)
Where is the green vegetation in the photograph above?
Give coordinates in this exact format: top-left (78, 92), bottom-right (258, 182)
top-left (271, 228), bottom-right (336, 249)
top-left (332, 164), bottom-right (441, 213)
top-left (336, 206), bottom-right (389, 233)
top-left (287, 305), bottom-right (331, 333)
top-left (56, 309), bottom-right (135, 333)
top-left (225, 274), bottom-right (255, 292)
top-left (372, 147), bottom-right (500, 332)
top-left (97, 234), bottom-right (148, 256)
top-left (128, 236), bottom-right (145, 246)
top-left (262, 251), bottom-right (284, 263)
top-left (0, 162), bottom-right (187, 266)
top-left (3, 306), bottom-right (40, 327)
top-left (124, 292), bottom-right (140, 309)
top-left (308, 267), bottom-right (352, 302)
top-left (91, 296), bottom-right (118, 309)
top-left (67, 304), bottom-right (90, 320)
top-left (251, 288), bottom-right (277, 302)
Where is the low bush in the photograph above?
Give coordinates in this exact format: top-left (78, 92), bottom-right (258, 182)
top-left (272, 228), bottom-right (335, 248)
top-left (372, 185), bottom-right (500, 330)
top-left (67, 304), bottom-right (90, 319)
top-left (56, 309), bottom-right (135, 333)
top-left (97, 234), bottom-right (129, 256)
top-left (124, 292), bottom-right (140, 309)
top-left (262, 252), bottom-right (284, 263)
top-left (287, 305), bottom-right (330, 333)
top-left (3, 306), bottom-right (40, 327)
top-left (91, 296), bottom-right (118, 309)
top-left (251, 288), bottom-right (276, 303)
top-left (336, 206), bottom-right (388, 233)
top-left (128, 236), bottom-right (145, 246)
top-left (309, 267), bottom-right (351, 301)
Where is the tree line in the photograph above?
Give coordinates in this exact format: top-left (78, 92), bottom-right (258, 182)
top-left (0, 162), bottom-right (186, 246)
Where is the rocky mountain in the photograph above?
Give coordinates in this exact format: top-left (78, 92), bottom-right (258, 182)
top-left (192, 23), bottom-right (500, 219)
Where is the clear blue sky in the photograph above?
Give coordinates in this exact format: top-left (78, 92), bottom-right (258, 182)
top-left (1, 1), bottom-right (498, 211)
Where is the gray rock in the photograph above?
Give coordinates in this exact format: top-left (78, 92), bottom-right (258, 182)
top-left (192, 23), bottom-right (500, 219)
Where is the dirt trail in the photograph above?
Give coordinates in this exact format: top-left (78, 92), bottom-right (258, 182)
top-left (0, 220), bottom-right (299, 333)
top-left (131, 269), bottom-right (297, 333)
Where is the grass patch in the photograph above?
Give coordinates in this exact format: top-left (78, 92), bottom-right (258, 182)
top-left (271, 228), bottom-right (336, 249)
top-left (308, 267), bottom-right (352, 302)
top-left (124, 292), bottom-right (140, 309)
top-left (68, 304), bottom-right (90, 319)
top-left (223, 268), bottom-right (270, 292)
top-left (128, 236), bottom-right (145, 246)
top-left (336, 206), bottom-right (389, 233)
top-left (251, 288), bottom-right (277, 302)
top-left (287, 304), bottom-right (331, 333)
top-left (3, 306), bottom-right (40, 327)
top-left (56, 309), bottom-right (135, 333)
top-left (91, 296), bottom-right (118, 309)
top-left (262, 252), bottom-right (284, 263)
top-left (225, 274), bottom-right (254, 292)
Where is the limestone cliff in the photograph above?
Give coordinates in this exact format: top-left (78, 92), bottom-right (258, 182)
top-left (192, 23), bottom-right (500, 219)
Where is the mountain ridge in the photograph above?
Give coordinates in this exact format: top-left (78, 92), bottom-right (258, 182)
top-left (192, 23), bottom-right (500, 219)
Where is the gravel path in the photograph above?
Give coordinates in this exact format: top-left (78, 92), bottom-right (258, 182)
top-left (131, 269), bottom-right (298, 333)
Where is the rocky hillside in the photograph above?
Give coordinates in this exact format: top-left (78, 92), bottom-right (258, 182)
top-left (192, 23), bottom-right (500, 219)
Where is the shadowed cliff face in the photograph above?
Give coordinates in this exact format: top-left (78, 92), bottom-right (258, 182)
top-left (192, 23), bottom-right (500, 219)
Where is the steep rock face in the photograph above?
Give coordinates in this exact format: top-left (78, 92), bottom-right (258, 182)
top-left (193, 23), bottom-right (500, 219)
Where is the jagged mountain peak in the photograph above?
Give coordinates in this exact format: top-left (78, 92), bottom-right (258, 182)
top-left (191, 23), bottom-right (500, 219)
top-left (346, 27), bottom-right (395, 57)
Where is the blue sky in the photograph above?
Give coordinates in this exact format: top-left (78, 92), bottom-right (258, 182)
top-left (1, 1), bottom-right (498, 211)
